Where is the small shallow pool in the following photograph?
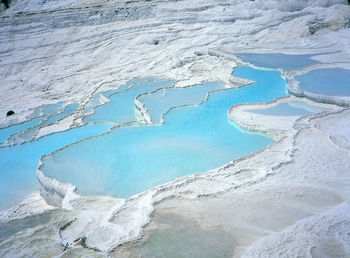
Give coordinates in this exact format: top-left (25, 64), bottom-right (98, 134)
top-left (0, 60), bottom-right (302, 210)
top-left (233, 52), bottom-right (322, 70)
top-left (85, 79), bottom-right (175, 124)
top-left (250, 101), bottom-right (326, 116)
top-left (295, 68), bottom-right (350, 97)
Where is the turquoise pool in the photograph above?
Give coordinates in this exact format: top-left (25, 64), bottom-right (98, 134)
top-left (0, 65), bottom-right (288, 210)
top-left (0, 124), bottom-right (111, 209)
top-left (85, 80), bottom-right (175, 124)
top-left (40, 66), bottom-right (287, 198)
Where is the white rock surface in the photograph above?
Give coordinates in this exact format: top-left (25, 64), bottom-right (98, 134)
top-left (1, 0), bottom-right (350, 257)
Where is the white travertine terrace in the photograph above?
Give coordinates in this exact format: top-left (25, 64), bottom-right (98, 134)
top-left (0, 0), bottom-right (350, 256)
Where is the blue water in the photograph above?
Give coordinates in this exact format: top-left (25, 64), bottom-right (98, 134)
top-left (1, 103), bottom-right (81, 147)
top-left (139, 82), bottom-right (227, 123)
top-left (6, 124), bottom-right (40, 146)
top-left (234, 53), bottom-right (321, 70)
top-left (40, 67), bottom-right (287, 198)
top-left (42, 102), bottom-right (64, 115)
top-left (85, 80), bottom-right (175, 124)
top-left (82, 94), bottom-right (103, 117)
top-left (42, 103), bottom-right (79, 126)
top-left (0, 117), bottom-right (44, 144)
top-left (0, 66), bottom-right (288, 210)
top-left (103, 77), bottom-right (157, 98)
top-left (81, 79), bottom-right (157, 118)
top-left (250, 101), bottom-right (325, 116)
top-left (295, 68), bottom-right (350, 96)
top-left (0, 124), bottom-right (111, 210)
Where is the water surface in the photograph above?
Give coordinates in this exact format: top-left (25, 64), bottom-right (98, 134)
top-left (0, 123), bottom-right (111, 210)
top-left (40, 66), bottom-right (287, 198)
top-left (233, 53), bottom-right (322, 70)
top-left (250, 101), bottom-right (325, 116)
top-left (295, 68), bottom-right (350, 96)
top-left (139, 82), bottom-right (227, 123)
top-left (85, 80), bottom-right (175, 124)
top-left (0, 66), bottom-right (289, 209)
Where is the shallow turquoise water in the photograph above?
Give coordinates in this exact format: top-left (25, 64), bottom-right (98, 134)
top-left (0, 117), bottom-right (44, 144)
top-left (250, 101), bottom-right (325, 116)
top-left (85, 80), bottom-right (175, 124)
top-left (295, 68), bottom-right (350, 96)
top-left (42, 103), bottom-right (79, 126)
top-left (0, 102), bottom-right (66, 145)
top-left (42, 102), bottom-right (64, 115)
top-left (0, 66), bottom-right (288, 210)
top-left (0, 102), bottom-right (76, 146)
top-left (0, 124), bottom-right (111, 210)
top-left (140, 82), bottom-right (226, 123)
top-left (40, 67), bottom-right (287, 198)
